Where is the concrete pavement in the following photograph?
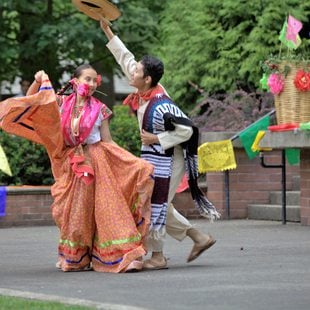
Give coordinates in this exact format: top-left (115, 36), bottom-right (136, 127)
top-left (0, 219), bottom-right (310, 310)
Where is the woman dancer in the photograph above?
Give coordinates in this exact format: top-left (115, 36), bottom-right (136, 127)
top-left (0, 65), bottom-right (154, 273)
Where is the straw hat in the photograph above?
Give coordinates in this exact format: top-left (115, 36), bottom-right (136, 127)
top-left (71, 0), bottom-right (121, 21)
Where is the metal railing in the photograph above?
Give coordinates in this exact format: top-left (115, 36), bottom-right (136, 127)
top-left (223, 109), bottom-right (288, 224)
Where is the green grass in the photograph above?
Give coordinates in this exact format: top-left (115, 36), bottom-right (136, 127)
top-left (0, 296), bottom-right (95, 309)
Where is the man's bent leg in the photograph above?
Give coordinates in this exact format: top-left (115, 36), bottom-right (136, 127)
top-left (166, 203), bottom-right (192, 241)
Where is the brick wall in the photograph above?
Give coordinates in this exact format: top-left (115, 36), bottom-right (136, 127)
top-left (300, 149), bottom-right (310, 225)
top-left (0, 135), bottom-right (302, 227)
top-left (173, 132), bottom-right (300, 222)
top-left (206, 149), bottom-right (300, 219)
top-left (0, 186), bottom-right (54, 228)
top-left (172, 183), bottom-right (208, 219)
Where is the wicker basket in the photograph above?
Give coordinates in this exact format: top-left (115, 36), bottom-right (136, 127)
top-left (274, 62), bottom-right (310, 124)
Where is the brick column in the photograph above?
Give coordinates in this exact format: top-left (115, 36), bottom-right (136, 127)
top-left (206, 171), bottom-right (227, 218)
top-left (300, 149), bottom-right (310, 225)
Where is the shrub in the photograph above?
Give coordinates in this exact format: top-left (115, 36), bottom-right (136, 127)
top-left (109, 104), bottom-right (141, 156)
top-left (0, 131), bottom-right (53, 185)
top-left (191, 90), bottom-right (274, 132)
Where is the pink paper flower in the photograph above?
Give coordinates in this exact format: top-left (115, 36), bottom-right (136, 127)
top-left (267, 73), bottom-right (284, 95)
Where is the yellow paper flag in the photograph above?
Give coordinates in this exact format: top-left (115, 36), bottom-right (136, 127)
top-left (0, 144), bottom-right (12, 176)
top-left (198, 139), bottom-right (237, 173)
top-left (251, 130), bottom-right (272, 152)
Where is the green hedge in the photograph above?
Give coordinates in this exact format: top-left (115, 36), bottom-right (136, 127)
top-left (109, 104), bottom-right (141, 157)
top-left (0, 131), bottom-right (53, 185)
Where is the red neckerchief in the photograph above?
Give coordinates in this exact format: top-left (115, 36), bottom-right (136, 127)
top-left (123, 84), bottom-right (165, 111)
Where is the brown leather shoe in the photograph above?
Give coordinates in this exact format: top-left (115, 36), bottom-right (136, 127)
top-left (187, 235), bottom-right (216, 263)
top-left (142, 257), bottom-right (168, 270)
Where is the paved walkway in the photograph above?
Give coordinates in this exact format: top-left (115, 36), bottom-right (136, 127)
top-left (0, 219), bottom-right (310, 310)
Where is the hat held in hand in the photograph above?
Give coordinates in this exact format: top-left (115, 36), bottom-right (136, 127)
top-left (72, 0), bottom-right (121, 21)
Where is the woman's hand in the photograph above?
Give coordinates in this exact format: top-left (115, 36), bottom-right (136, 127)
top-left (26, 70), bottom-right (46, 96)
top-left (34, 70), bottom-right (45, 84)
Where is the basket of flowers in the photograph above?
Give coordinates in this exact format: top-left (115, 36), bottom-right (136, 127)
top-left (260, 15), bottom-right (310, 125)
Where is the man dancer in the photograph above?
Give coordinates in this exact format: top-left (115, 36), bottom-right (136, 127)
top-left (100, 21), bottom-right (220, 270)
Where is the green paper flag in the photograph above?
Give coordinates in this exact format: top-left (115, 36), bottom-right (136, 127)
top-left (285, 149), bottom-right (300, 165)
top-left (299, 122), bottom-right (310, 130)
top-left (239, 115), bottom-right (270, 159)
top-left (260, 73), bottom-right (269, 90)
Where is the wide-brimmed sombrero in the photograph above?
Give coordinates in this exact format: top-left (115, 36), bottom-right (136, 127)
top-left (72, 0), bottom-right (121, 21)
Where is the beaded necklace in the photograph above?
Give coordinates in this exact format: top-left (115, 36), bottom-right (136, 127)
top-left (73, 104), bottom-right (84, 118)
top-left (71, 100), bottom-right (86, 136)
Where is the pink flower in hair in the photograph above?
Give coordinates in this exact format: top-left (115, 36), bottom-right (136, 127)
top-left (267, 73), bottom-right (284, 95)
top-left (96, 75), bottom-right (102, 86)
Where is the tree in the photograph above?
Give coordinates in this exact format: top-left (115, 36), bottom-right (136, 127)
top-left (155, 0), bottom-right (310, 112)
top-left (0, 0), bottom-right (165, 90)
top-left (0, 0), bottom-right (165, 185)
top-left (0, 2), bottom-right (19, 84)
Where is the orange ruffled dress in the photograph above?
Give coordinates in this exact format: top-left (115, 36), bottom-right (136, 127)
top-left (0, 77), bottom-right (154, 272)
